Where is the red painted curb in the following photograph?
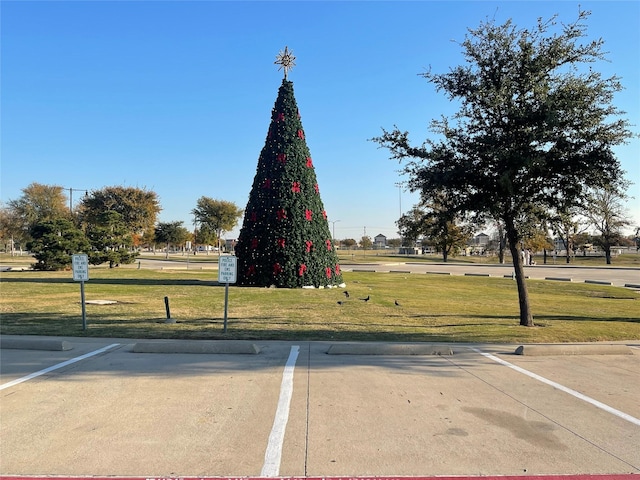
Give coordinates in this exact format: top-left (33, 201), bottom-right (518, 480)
top-left (1, 476), bottom-right (638, 480)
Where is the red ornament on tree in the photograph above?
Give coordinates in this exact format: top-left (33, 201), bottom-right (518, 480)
top-left (297, 129), bottom-right (305, 139)
top-left (326, 239), bottom-right (332, 251)
top-left (277, 208), bottom-right (287, 220)
top-left (306, 157), bottom-right (313, 168)
top-left (273, 263), bottom-right (283, 275)
top-left (292, 182), bottom-right (301, 193)
top-left (277, 153), bottom-right (287, 164)
top-left (298, 264), bottom-right (307, 276)
top-left (277, 112), bottom-right (285, 122)
top-left (305, 240), bottom-right (313, 252)
top-left (277, 238), bottom-right (286, 248)
top-left (305, 209), bottom-right (313, 221)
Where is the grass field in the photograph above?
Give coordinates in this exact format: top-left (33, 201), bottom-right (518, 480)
top-left (1, 263), bottom-right (638, 343)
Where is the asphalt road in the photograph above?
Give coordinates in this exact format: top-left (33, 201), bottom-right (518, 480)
top-left (1, 336), bottom-right (639, 477)
top-left (137, 256), bottom-right (640, 288)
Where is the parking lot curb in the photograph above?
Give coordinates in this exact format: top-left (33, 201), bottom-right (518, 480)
top-left (327, 343), bottom-right (454, 355)
top-left (132, 340), bottom-right (260, 354)
top-left (0, 338), bottom-right (73, 351)
top-left (515, 344), bottom-right (634, 356)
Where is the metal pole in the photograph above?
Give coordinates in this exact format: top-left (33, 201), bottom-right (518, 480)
top-left (164, 296), bottom-right (171, 320)
top-left (223, 283), bottom-right (230, 333)
top-left (80, 281), bottom-right (87, 330)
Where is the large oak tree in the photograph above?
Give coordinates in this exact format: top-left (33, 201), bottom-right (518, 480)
top-left (78, 186), bottom-right (161, 238)
top-left (373, 11), bottom-right (632, 326)
top-left (7, 183), bottom-right (69, 240)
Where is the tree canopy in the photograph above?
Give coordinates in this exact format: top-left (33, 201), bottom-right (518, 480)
top-left (7, 183), bottom-right (69, 237)
top-left (79, 186), bottom-right (161, 236)
top-left (192, 197), bottom-right (243, 252)
top-left (398, 192), bottom-right (475, 262)
top-left (584, 185), bottom-right (632, 264)
top-left (154, 221), bottom-right (190, 258)
top-left (373, 10), bottom-right (633, 326)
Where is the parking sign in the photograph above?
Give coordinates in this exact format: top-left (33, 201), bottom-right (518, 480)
top-left (218, 256), bottom-right (237, 284)
top-left (72, 254), bottom-right (89, 282)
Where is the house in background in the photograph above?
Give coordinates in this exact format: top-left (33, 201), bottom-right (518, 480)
top-left (471, 233), bottom-right (489, 247)
top-left (374, 234), bottom-right (387, 248)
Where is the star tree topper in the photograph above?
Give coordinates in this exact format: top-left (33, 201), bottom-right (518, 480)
top-left (275, 46), bottom-right (296, 79)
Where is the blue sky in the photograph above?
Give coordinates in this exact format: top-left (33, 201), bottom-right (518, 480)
top-left (2, 1), bottom-right (638, 240)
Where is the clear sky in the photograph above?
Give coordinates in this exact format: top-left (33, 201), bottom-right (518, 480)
top-left (2, 1), bottom-right (638, 241)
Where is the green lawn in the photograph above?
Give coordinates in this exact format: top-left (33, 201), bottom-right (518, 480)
top-left (1, 266), bottom-right (638, 343)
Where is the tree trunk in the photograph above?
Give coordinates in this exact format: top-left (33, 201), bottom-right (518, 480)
top-left (604, 245), bottom-right (612, 265)
top-left (505, 218), bottom-right (534, 327)
top-left (498, 227), bottom-right (506, 264)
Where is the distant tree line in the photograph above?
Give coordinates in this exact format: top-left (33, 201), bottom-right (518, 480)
top-left (395, 181), bottom-right (635, 265)
top-left (0, 182), bottom-right (242, 270)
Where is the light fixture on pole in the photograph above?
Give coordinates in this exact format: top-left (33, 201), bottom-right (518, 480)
top-left (68, 188), bottom-right (89, 213)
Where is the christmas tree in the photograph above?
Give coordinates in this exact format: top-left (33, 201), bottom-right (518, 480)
top-left (236, 48), bottom-right (343, 288)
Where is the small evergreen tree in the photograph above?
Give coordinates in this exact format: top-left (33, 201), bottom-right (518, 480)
top-left (27, 218), bottom-right (91, 271)
top-left (236, 66), bottom-right (343, 288)
top-left (86, 211), bottom-right (137, 268)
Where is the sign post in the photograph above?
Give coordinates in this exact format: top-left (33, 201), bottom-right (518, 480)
top-left (217, 256), bottom-right (237, 333)
top-left (72, 254), bottom-right (89, 330)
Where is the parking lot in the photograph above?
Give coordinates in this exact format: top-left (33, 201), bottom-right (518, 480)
top-left (1, 336), bottom-right (639, 477)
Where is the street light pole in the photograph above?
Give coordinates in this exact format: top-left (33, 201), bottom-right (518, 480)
top-left (394, 182), bottom-right (404, 218)
top-left (331, 220), bottom-right (340, 241)
top-left (68, 188), bottom-right (89, 213)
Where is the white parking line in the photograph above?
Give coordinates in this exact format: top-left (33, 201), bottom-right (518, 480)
top-left (0, 343), bottom-right (120, 391)
top-left (261, 345), bottom-right (299, 477)
top-left (473, 348), bottom-right (640, 427)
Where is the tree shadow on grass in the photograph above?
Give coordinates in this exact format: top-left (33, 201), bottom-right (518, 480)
top-left (531, 314), bottom-right (640, 323)
top-left (402, 313), bottom-right (639, 323)
top-left (2, 310), bottom-right (638, 344)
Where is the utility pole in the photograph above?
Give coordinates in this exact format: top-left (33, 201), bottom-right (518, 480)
top-left (68, 188), bottom-right (88, 213)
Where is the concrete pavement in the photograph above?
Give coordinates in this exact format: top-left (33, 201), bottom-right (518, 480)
top-left (1, 336), bottom-right (638, 477)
